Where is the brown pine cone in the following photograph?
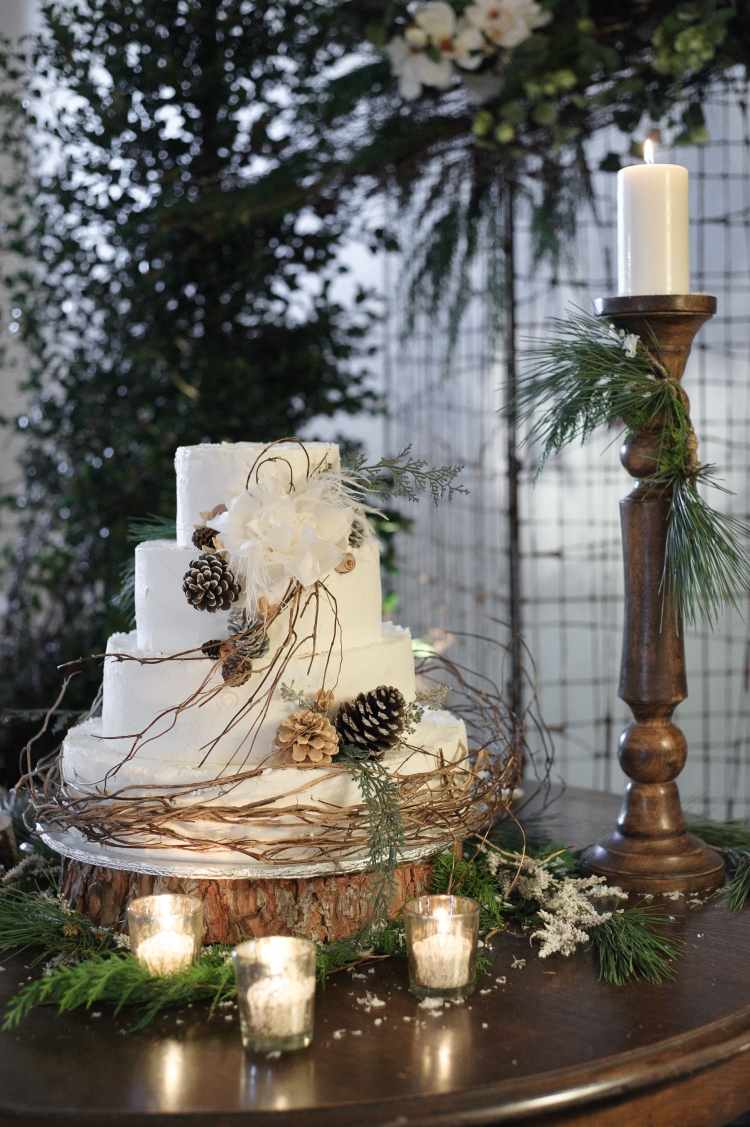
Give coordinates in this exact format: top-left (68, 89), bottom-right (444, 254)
top-left (192, 525), bottom-right (219, 551)
top-left (221, 649), bottom-right (253, 687)
top-left (275, 709), bottom-right (340, 766)
top-left (336, 685), bottom-right (406, 757)
top-left (182, 553), bottom-right (241, 612)
top-left (348, 517), bottom-right (367, 548)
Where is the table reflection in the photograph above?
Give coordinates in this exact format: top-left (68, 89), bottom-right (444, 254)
top-left (413, 1005), bottom-right (472, 1091)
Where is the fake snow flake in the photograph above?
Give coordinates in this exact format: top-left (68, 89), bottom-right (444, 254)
top-left (266, 1051), bottom-right (281, 1060)
top-left (511, 957), bottom-right (526, 969)
top-left (332, 1029), bottom-right (347, 1040)
top-left (356, 992), bottom-right (386, 1012)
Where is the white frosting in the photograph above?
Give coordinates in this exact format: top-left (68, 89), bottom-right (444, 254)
top-left (175, 442), bottom-right (340, 547)
top-left (135, 537), bottom-right (382, 654)
top-left (64, 708), bottom-right (466, 799)
top-left (99, 623), bottom-right (416, 774)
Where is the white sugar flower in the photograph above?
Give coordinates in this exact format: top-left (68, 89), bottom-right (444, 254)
top-left (465, 0), bottom-right (551, 50)
top-left (213, 462), bottom-right (356, 607)
top-left (386, 36), bottom-right (454, 100)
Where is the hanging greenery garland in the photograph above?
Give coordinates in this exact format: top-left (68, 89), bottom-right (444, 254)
top-left (517, 310), bottom-right (750, 626)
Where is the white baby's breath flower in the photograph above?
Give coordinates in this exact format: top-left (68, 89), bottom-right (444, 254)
top-left (213, 462), bottom-right (358, 608)
top-left (465, 0), bottom-right (550, 50)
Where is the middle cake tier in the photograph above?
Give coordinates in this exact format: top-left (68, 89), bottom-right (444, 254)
top-left (135, 537), bottom-right (383, 654)
top-left (99, 622), bottom-right (417, 776)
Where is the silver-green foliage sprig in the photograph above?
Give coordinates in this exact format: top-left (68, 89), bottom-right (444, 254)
top-left (343, 444), bottom-right (467, 506)
top-left (518, 309), bottom-right (750, 627)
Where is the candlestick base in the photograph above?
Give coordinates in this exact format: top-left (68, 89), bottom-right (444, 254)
top-left (581, 783), bottom-right (724, 894)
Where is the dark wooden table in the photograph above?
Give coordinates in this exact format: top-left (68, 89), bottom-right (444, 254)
top-left (2, 787), bottom-right (750, 1126)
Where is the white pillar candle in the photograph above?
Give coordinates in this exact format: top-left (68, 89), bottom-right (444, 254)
top-left (617, 139), bottom-right (689, 296)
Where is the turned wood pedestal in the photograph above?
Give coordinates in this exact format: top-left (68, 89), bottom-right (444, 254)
top-left (62, 857), bottom-right (433, 944)
top-left (581, 294), bottom-right (724, 894)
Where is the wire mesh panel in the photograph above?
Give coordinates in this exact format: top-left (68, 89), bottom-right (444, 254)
top-left (384, 84), bottom-right (750, 819)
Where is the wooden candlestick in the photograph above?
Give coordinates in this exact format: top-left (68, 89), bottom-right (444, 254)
top-left (580, 294), bottom-right (724, 894)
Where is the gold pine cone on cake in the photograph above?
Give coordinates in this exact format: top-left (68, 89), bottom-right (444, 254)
top-left (276, 709), bottom-right (340, 766)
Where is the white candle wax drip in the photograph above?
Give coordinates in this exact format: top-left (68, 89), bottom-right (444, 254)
top-left (245, 974), bottom-right (315, 1039)
top-left (136, 931), bottom-right (194, 976)
top-left (412, 910), bottom-right (473, 990)
top-left (617, 138), bottom-right (689, 296)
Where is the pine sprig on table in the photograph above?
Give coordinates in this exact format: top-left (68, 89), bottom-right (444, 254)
top-left (344, 445), bottom-right (466, 506)
top-left (591, 908), bottom-right (681, 986)
top-left (2, 948), bottom-right (236, 1033)
top-left (0, 887), bottom-right (115, 963)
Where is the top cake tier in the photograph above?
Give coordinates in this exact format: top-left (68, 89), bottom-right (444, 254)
top-left (175, 441), bottom-right (340, 546)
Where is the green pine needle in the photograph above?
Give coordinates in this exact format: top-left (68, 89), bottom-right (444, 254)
top-left (0, 887), bottom-right (115, 963)
top-left (591, 908), bottom-right (681, 986)
top-left (667, 471), bottom-right (750, 627)
top-left (724, 852), bottom-right (750, 912)
top-left (687, 817), bottom-right (750, 850)
top-left (341, 751), bottom-right (405, 924)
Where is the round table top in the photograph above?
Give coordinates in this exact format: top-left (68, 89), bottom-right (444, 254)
top-left (3, 786), bottom-right (750, 1127)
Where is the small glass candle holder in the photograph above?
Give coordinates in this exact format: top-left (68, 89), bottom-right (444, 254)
top-left (233, 936), bottom-right (316, 1055)
top-left (127, 894), bottom-right (203, 976)
top-left (404, 894), bottom-right (480, 1000)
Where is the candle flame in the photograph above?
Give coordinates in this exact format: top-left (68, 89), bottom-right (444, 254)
top-left (644, 137), bottom-right (656, 165)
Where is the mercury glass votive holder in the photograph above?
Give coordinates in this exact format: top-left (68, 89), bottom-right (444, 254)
top-left (127, 894), bottom-right (203, 976)
top-left (404, 894), bottom-right (480, 1000)
top-left (232, 936), bottom-right (316, 1055)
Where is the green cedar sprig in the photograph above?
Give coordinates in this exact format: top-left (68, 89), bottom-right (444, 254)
top-left (343, 445), bottom-right (467, 506)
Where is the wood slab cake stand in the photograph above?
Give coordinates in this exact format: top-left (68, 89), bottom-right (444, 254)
top-left (61, 857), bottom-right (433, 945)
top-left (581, 294), bottom-right (724, 894)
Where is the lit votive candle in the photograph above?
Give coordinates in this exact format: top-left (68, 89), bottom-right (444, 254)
top-left (233, 936), bottom-right (316, 1055)
top-left (404, 895), bottom-right (480, 1000)
top-left (127, 894), bottom-right (203, 976)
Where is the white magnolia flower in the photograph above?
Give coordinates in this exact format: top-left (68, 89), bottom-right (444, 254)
top-left (465, 0), bottom-right (551, 50)
top-left (386, 35), bottom-right (453, 100)
top-left (213, 462), bottom-right (356, 606)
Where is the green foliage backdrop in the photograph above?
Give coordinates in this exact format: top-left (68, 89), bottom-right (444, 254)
top-left (0, 1), bottom-right (382, 757)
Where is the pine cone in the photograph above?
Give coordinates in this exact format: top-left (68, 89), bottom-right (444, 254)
top-left (192, 525), bottom-right (219, 551)
top-left (336, 685), bottom-right (406, 757)
top-left (227, 610), bottom-right (270, 658)
top-left (276, 709), bottom-right (340, 766)
top-left (183, 553), bottom-right (241, 612)
top-left (201, 638), bottom-right (223, 660)
top-left (349, 517), bottom-right (367, 549)
top-left (221, 649), bottom-right (253, 687)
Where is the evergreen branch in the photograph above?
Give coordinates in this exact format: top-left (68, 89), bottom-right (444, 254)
top-left (724, 852), bottom-right (750, 912)
top-left (0, 887), bottom-right (115, 962)
top-left (666, 470), bottom-right (750, 627)
top-left (430, 849), bottom-right (505, 931)
top-left (686, 818), bottom-right (750, 850)
top-left (343, 445), bottom-right (466, 506)
top-left (2, 948), bottom-right (236, 1033)
top-left (518, 309), bottom-right (680, 470)
top-left (590, 908), bottom-right (681, 985)
top-left (342, 750), bottom-right (405, 923)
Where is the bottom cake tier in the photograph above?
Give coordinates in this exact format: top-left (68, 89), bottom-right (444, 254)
top-left (55, 707), bottom-right (470, 876)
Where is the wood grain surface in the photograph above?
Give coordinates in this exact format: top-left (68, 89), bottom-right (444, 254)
top-left (2, 786), bottom-right (750, 1127)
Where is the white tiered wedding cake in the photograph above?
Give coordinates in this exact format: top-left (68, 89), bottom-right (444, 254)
top-left (50, 441), bottom-right (468, 876)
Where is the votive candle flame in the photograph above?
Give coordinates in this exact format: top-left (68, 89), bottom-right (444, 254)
top-left (127, 894), bottom-right (203, 976)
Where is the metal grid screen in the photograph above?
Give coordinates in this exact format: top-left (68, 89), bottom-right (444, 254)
top-left (383, 85), bottom-right (750, 819)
